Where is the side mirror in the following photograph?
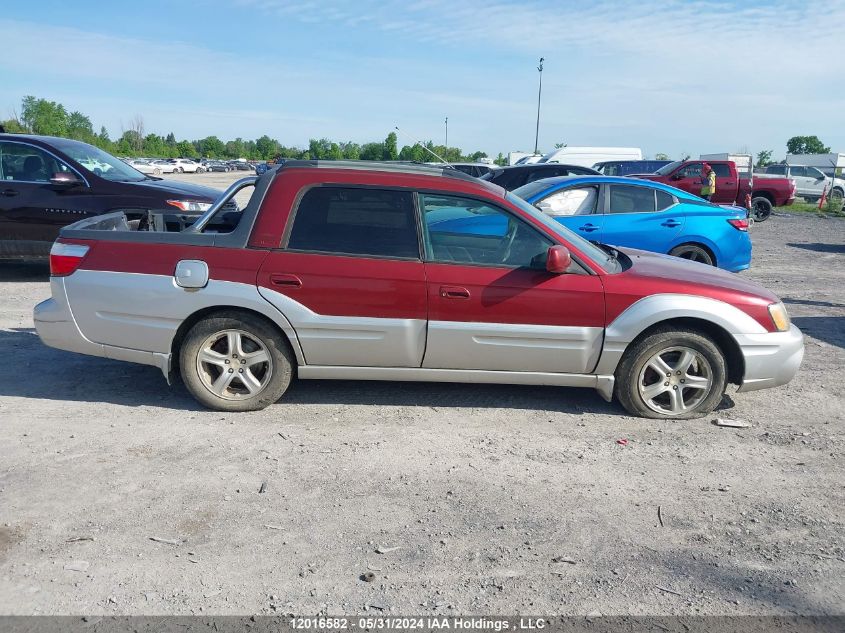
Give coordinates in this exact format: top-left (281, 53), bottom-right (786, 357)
top-left (546, 245), bottom-right (571, 274)
top-left (50, 172), bottom-right (82, 188)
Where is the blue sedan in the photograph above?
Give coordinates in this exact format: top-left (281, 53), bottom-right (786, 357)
top-left (512, 176), bottom-right (751, 271)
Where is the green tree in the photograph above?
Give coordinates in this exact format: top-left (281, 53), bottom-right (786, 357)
top-left (468, 150), bottom-right (488, 162)
top-left (340, 142), bottom-right (360, 160)
top-left (225, 138), bottom-right (246, 159)
top-left (360, 142), bottom-right (384, 161)
top-left (255, 135), bottom-right (279, 160)
top-left (176, 140), bottom-right (198, 158)
top-left (654, 152), bottom-right (670, 160)
top-left (494, 152), bottom-right (507, 166)
top-left (0, 118), bottom-right (26, 133)
top-left (165, 132), bottom-right (177, 146)
top-left (383, 132), bottom-right (398, 161)
top-left (66, 111), bottom-right (94, 141)
top-left (20, 96), bottom-right (69, 136)
top-left (755, 149), bottom-right (774, 168)
top-left (786, 135), bottom-right (830, 155)
top-left (198, 135), bottom-right (225, 157)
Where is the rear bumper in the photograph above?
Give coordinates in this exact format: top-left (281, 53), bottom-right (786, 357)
top-left (735, 324), bottom-right (804, 392)
top-left (34, 278), bottom-right (170, 377)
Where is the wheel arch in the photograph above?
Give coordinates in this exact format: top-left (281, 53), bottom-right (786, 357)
top-left (751, 190), bottom-right (775, 204)
top-left (595, 294), bottom-right (764, 384)
top-left (169, 305), bottom-right (303, 378)
top-left (667, 238), bottom-right (718, 265)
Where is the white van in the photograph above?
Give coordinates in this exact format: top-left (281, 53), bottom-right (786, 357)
top-left (538, 146), bottom-right (642, 168)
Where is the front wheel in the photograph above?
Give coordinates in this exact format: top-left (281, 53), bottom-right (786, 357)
top-left (751, 196), bottom-right (772, 221)
top-left (615, 327), bottom-right (727, 419)
top-left (179, 312), bottom-right (294, 412)
top-left (668, 244), bottom-right (714, 266)
top-left (153, 168), bottom-right (162, 175)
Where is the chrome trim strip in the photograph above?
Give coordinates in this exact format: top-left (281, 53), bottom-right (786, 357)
top-left (0, 139), bottom-right (91, 187)
top-left (183, 176), bottom-right (257, 233)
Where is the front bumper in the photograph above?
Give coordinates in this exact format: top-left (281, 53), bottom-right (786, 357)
top-left (736, 324), bottom-right (804, 392)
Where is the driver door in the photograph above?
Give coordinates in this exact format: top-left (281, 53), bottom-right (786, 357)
top-left (420, 193), bottom-right (605, 374)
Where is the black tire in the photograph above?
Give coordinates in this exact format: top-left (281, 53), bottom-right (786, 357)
top-left (831, 188), bottom-right (844, 200)
top-left (615, 326), bottom-right (727, 419)
top-left (751, 196), bottom-right (772, 221)
top-left (668, 244), bottom-right (714, 266)
top-left (179, 311), bottom-right (294, 412)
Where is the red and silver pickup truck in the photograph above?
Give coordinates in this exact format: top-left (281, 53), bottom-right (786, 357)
top-left (34, 161), bottom-right (803, 418)
top-left (633, 159), bottom-right (796, 220)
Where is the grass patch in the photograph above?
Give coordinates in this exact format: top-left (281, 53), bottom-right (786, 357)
top-left (777, 198), bottom-right (845, 217)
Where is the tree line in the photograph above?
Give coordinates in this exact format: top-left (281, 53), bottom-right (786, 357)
top-left (1, 96), bottom-right (499, 164)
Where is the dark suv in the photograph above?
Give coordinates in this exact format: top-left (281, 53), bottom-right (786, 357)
top-left (480, 163), bottom-right (599, 191)
top-left (0, 134), bottom-right (228, 258)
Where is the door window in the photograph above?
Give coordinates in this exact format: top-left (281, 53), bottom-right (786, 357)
top-left (607, 184), bottom-right (658, 214)
top-left (711, 164), bottom-right (731, 177)
top-left (789, 166), bottom-right (807, 178)
top-left (807, 167), bottom-right (825, 180)
top-left (420, 194), bottom-right (552, 268)
top-left (0, 142), bottom-right (71, 182)
top-left (286, 187), bottom-right (420, 259)
top-left (676, 163), bottom-right (703, 178)
top-left (539, 186), bottom-right (598, 216)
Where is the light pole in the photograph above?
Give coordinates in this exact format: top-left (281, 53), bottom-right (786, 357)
top-left (534, 57), bottom-right (544, 156)
top-left (445, 116), bottom-right (448, 148)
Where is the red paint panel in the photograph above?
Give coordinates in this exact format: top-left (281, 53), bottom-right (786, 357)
top-left (425, 263), bottom-right (605, 327)
top-left (259, 251), bottom-right (427, 319)
top-left (69, 238), bottom-right (269, 285)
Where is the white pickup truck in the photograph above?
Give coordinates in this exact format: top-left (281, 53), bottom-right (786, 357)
top-left (757, 164), bottom-right (844, 201)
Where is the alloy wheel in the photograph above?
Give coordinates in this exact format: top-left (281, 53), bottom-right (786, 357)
top-left (196, 329), bottom-right (273, 401)
top-left (638, 346), bottom-right (713, 415)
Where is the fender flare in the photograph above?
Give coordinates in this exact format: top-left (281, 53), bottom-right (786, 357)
top-left (593, 293), bottom-right (766, 375)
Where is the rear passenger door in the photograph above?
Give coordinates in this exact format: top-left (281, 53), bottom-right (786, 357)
top-left (257, 186), bottom-right (428, 368)
top-left (710, 163), bottom-right (735, 203)
top-left (599, 183), bottom-right (684, 253)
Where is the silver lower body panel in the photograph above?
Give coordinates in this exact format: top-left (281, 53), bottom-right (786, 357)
top-left (736, 324), bottom-right (804, 392)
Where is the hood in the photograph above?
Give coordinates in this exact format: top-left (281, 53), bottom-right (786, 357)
top-left (130, 178), bottom-right (223, 201)
top-left (620, 247), bottom-right (777, 302)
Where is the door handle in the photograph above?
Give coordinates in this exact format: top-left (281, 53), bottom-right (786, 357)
top-left (440, 285), bottom-right (470, 299)
top-left (725, 181), bottom-right (735, 185)
top-left (1, 189), bottom-right (19, 197)
top-left (269, 273), bottom-right (302, 288)
top-left (578, 224), bottom-right (599, 232)
top-left (661, 220), bottom-right (681, 227)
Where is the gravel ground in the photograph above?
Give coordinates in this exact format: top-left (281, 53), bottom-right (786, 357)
top-left (0, 173), bottom-right (843, 616)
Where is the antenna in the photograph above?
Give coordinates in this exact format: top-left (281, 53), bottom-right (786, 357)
top-left (394, 126), bottom-right (453, 168)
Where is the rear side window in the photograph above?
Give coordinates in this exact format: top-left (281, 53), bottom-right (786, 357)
top-left (655, 190), bottom-right (675, 211)
top-left (766, 164), bottom-right (786, 175)
top-left (287, 187), bottom-right (419, 259)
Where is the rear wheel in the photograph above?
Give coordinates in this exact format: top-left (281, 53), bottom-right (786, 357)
top-left (668, 244), bottom-right (714, 266)
top-left (153, 168), bottom-right (162, 175)
top-left (179, 312), bottom-right (294, 412)
top-left (751, 196), bottom-right (772, 221)
top-left (615, 327), bottom-right (727, 419)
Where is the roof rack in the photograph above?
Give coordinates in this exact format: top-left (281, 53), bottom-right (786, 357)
top-left (274, 159), bottom-right (479, 182)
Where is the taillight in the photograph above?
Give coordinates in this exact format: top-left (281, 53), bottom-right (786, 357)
top-left (50, 242), bottom-right (90, 276)
top-left (727, 218), bottom-right (749, 231)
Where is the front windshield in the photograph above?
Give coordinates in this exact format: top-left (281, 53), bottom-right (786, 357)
top-left (50, 138), bottom-right (149, 182)
top-left (505, 192), bottom-right (619, 273)
top-left (654, 160), bottom-right (683, 176)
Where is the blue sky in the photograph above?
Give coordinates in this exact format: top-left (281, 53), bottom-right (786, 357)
top-left (1, 0), bottom-right (844, 159)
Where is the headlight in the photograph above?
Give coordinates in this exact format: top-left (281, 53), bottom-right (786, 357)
top-left (166, 199), bottom-right (212, 212)
top-left (768, 301), bottom-right (791, 332)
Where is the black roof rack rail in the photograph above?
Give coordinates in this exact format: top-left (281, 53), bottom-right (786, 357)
top-left (273, 159), bottom-right (479, 182)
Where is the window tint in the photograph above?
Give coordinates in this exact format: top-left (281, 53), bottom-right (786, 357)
top-left (421, 194), bottom-right (552, 268)
top-left (607, 184), bottom-right (657, 214)
top-left (540, 186), bottom-right (598, 216)
top-left (0, 142), bottom-right (73, 182)
top-left (789, 166), bottom-right (807, 177)
top-left (807, 167), bottom-right (825, 179)
top-left (655, 190), bottom-right (675, 211)
top-left (766, 164), bottom-right (786, 175)
top-left (712, 163), bottom-right (731, 177)
top-left (287, 187), bottom-right (419, 258)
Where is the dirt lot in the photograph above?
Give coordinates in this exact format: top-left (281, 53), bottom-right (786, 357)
top-left (0, 172), bottom-right (843, 616)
